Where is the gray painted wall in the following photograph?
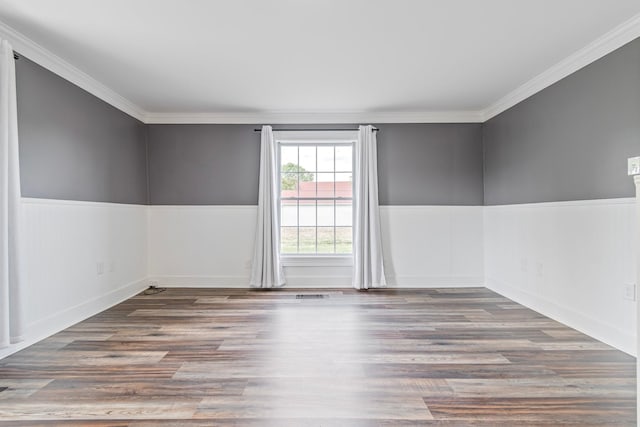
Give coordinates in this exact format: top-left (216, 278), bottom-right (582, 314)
top-left (15, 52), bottom-right (485, 208)
top-left (16, 37), bottom-right (640, 207)
top-left (377, 123), bottom-right (483, 205)
top-left (147, 123), bottom-right (484, 206)
top-left (16, 56), bottom-right (148, 204)
top-left (483, 38), bottom-right (640, 205)
top-left (147, 124), bottom-right (261, 205)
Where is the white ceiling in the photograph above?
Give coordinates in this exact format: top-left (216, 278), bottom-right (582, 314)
top-left (0, 0), bottom-right (639, 122)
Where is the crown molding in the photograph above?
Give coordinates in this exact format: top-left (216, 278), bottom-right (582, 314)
top-left (142, 110), bottom-right (485, 124)
top-left (482, 12), bottom-right (640, 121)
top-left (2, 13), bottom-right (640, 125)
top-left (0, 20), bottom-right (146, 122)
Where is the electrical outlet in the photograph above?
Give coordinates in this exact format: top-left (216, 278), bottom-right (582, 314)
top-left (623, 283), bottom-right (636, 301)
top-left (96, 262), bottom-right (104, 275)
top-left (245, 259), bottom-right (252, 269)
top-left (109, 261), bottom-right (116, 273)
top-left (628, 157), bottom-right (640, 176)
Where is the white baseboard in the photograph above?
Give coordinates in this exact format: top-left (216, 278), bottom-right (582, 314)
top-left (152, 275), bottom-right (353, 288)
top-left (487, 276), bottom-right (635, 356)
top-left (388, 275), bottom-right (484, 288)
top-left (152, 275), bottom-right (484, 289)
top-left (151, 276), bottom-right (249, 288)
top-left (0, 278), bottom-right (148, 360)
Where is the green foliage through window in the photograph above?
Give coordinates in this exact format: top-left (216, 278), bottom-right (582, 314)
top-left (281, 163), bottom-right (314, 190)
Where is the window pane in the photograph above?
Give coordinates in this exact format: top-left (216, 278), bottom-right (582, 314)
top-left (336, 203), bottom-right (352, 226)
top-left (317, 227), bottom-right (335, 253)
top-left (335, 173), bottom-right (352, 198)
top-left (298, 177), bottom-right (315, 199)
top-left (299, 227), bottom-right (316, 253)
top-left (336, 227), bottom-right (352, 254)
top-left (298, 201), bottom-right (316, 226)
top-left (281, 227), bottom-right (298, 253)
top-left (281, 146), bottom-right (298, 169)
top-left (317, 200), bottom-right (334, 226)
top-left (281, 201), bottom-right (298, 226)
top-left (281, 172), bottom-right (298, 197)
top-left (316, 173), bottom-right (334, 197)
top-left (335, 146), bottom-right (352, 171)
top-left (317, 146), bottom-right (334, 172)
top-left (278, 141), bottom-right (353, 256)
top-left (299, 146), bottom-right (316, 172)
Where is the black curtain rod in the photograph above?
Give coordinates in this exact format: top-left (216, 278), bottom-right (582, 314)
top-left (253, 127), bottom-right (379, 132)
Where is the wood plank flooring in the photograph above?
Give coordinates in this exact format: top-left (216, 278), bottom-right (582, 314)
top-left (0, 287), bottom-right (635, 425)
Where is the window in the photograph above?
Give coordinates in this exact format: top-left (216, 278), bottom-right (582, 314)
top-left (276, 131), bottom-right (356, 258)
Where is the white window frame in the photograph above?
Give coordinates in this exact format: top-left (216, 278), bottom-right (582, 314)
top-left (274, 130), bottom-right (358, 267)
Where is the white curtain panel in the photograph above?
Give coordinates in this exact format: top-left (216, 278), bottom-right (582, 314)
top-left (249, 125), bottom-right (286, 288)
top-left (353, 125), bottom-right (386, 290)
top-left (0, 39), bottom-right (25, 348)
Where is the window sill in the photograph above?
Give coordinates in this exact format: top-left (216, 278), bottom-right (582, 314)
top-left (280, 255), bottom-right (353, 267)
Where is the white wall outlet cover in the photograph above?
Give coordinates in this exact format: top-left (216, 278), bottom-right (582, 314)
top-left (623, 283), bottom-right (636, 301)
top-left (627, 157), bottom-right (640, 176)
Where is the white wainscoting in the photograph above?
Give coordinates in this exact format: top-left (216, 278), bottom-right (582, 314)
top-left (4, 199), bottom-right (635, 358)
top-left (380, 206), bottom-right (484, 287)
top-left (484, 198), bottom-right (637, 355)
top-left (0, 198), bottom-right (148, 359)
top-left (147, 206), bottom-right (257, 287)
top-left (147, 205), bottom-right (485, 288)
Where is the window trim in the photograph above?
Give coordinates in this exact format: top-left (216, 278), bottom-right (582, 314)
top-left (273, 130), bottom-right (358, 144)
top-left (275, 130), bottom-right (358, 264)
top-left (280, 255), bottom-right (354, 267)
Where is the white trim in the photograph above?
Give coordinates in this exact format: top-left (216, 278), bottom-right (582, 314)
top-left (281, 256), bottom-right (353, 267)
top-left (274, 130), bottom-right (358, 142)
top-left (35, 201), bottom-right (621, 210)
top-left (0, 278), bottom-right (148, 360)
top-left (152, 274), bottom-right (354, 288)
top-left (482, 12), bottom-right (640, 121)
top-left (486, 276), bottom-right (635, 356)
top-left (0, 21), bottom-right (146, 123)
top-left (387, 275), bottom-right (485, 288)
top-left (379, 204), bottom-right (484, 210)
top-left (276, 134), bottom-right (355, 260)
top-left (143, 110), bottom-right (485, 125)
top-left (21, 197), bottom-right (147, 209)
top-left (632, 174), bottom-right (640, 426)
top-left (151, 276), bottom-right (249, 288)
top-left (147, 204), bottom-right (257, 211)
top-left (151, 275), bottom-right (484, 289)
top-left (484, 197), bottom-right (635, 210)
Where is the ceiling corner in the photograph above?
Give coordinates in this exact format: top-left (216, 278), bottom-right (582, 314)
top-left (481, 11), bottom-right (640, 121)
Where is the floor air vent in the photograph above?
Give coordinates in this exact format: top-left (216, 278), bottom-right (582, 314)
top-left (296, 294), bottom-right (327, 299)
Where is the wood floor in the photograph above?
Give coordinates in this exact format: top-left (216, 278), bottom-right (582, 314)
top-left (0, 287), bottom-right (635, 426)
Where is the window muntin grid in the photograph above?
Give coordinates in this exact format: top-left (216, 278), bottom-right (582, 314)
top-left (279, 142), bottom-right (353, 255)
